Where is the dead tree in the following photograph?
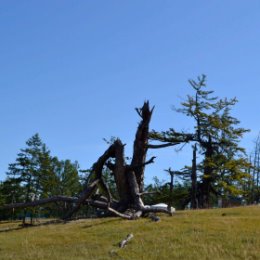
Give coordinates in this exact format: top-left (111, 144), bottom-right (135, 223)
top-left (165, 168), bottom-right (174, 211)
top-left (1, 102), bottom-right (173, 220)
top-left (191, 144), bottom-right (198, 209)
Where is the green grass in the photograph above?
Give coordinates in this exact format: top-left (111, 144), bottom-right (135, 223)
top-left (0, 206), bottom-right (260, 260)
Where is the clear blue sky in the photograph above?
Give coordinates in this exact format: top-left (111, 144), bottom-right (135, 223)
top-left (0, 1), bottom-right (259, 183)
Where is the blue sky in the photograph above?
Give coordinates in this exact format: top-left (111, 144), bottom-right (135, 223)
top-left (0, 1), bottom-right (259, 183)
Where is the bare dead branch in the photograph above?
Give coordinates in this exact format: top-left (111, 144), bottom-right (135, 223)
top-left (131, 101), bottom-right (154, 192)
top-left (145, 156), bottom-right (156, 164)
top-left (137, 191), bottom-right (161, 196)
top-left (128, 156), bottom-right (156, 171)
top-left (86, 199), bottom-right (119, 209)
top-left (107, 207), bottom-right (132, 220)
top-left (119, 234), bottom-right (134, 248)
top-left (147, 142), bottom-right (180, 149)
top-left (135, 107), bottom-right (142, 118)
top-left (64, 178), bottom-right (100, 219)
top-left (141, 206), bottom-right (173, 216)
top-left (99, 178), bottom-right (113, 205)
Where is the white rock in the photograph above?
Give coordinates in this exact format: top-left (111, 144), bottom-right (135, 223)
top-left (145, 203), bottom-right (176, 213)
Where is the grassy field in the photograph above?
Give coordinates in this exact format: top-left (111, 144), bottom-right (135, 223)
top-left (0, 206), bottom-right (260, 260)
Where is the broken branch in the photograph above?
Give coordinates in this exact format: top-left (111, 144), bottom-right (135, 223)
top-left (147, 143), bottom-right (180, 149)
top-left (119, 234), bottom-right (134, 248)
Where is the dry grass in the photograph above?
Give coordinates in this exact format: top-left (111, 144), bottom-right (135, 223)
top-left (0, 206), bottom-right (260, 260)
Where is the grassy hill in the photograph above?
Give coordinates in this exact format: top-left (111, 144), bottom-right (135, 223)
top-left (0, 206), bottom-right (260, 260)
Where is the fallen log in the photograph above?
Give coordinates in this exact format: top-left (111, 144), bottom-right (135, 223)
top-left (119, 233), bottom-right (134, 248)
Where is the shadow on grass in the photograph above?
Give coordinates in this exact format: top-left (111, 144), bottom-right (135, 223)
top-left (0, 217), bottom-right (120, 233)
top-left (0, 219), bottom-right (66, 233)
top-left (0, 220), bottom-right (21, 225)
top-left (82, 218), bottom-right (120, 229)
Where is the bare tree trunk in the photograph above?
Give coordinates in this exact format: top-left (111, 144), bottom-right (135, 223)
top-left (131, 102), bottom-right (154, 192)
top-left (112, 140), bottom-right (130, 208)
top-left (169, 171), bottom-right (174, 210)
top-left (201, 136), bottom-right (214, 208)
top-left (256, 138), bottom-right (260, 202)
top-left (191, 144), bottom-right (198, 209)
top-left (165, 168), bottom-right (174, 210)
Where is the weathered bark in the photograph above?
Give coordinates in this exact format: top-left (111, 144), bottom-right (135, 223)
top-left (191, 144), bottom-right (198, 209)
top-left (119, 234), bottom-right (134, 248)
top-left (64, 179), bottom-right (100, 219)
top-left (141, 206), bottom-right (173, 216)
top-left (131, 102), bottom-right (154, 192)
top-left (165, 168), bottom-right (174, 210)
top-left (112, 140), bottom-right (129, 206)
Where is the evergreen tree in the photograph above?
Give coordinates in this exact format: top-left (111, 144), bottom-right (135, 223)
top-left (150, 75), bottom-right (250, 208)
top-left (0, 179), bottom-right (24, 219)
top-left (6, 134), bottom-right (52, 222)
top-left (4, 133), bottom-right (83, 219)
top-left (53, 159), bottom-right (81, 197)
top-left (143, 177), bottom-right (190, 210)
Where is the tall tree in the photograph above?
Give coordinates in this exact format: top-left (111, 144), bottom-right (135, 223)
top-left (150, 75), bottom-right (250, 208)
top-left (6, 133), bottom-right (52, 222)
top-left (248, 133), bottom-right (260, 203)
top-left (52, 159), bottom-right (81, 197)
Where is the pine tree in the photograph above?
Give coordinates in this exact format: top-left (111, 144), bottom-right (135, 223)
top-left (0, 179), bottom-right (24, 219)
top-left (150, 75), bottom-right (250, 208)
top-left (54, 159), bottom-right (81, 197)
top-left (6, 133), bottom-right (52, 223)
